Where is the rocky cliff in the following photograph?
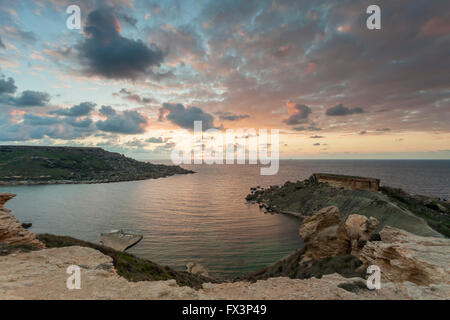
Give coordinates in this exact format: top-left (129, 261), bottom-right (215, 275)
top-left (0, 193), bottom-right (44, 250)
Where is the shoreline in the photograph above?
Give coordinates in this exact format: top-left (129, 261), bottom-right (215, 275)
top-left (0, 171), bottom-right (195, 186)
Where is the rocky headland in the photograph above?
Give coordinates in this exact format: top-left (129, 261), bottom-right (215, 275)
top-left (0, 146), bottom-right (193, 185)
top-left (246, 174), bottom-right (450, 238)
top-left (1, 176), bottom-right (449, 299)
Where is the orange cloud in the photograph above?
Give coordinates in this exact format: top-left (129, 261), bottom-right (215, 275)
top-left (419, 15), bottom-right (450, 37)
top-left (302, 62), bottom-right (317, 75)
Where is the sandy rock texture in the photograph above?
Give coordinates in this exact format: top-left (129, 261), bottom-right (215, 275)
top-left (0, 193), bottom-right (44, 249)
top-left (299, 206), bottom-right (350, 260)
top-left (186, 262), bottom-right (210, 277)
top-left (0, 245), bottom-right (447, 300)
top-left (359, 226), bottom-right (450, 286)
top-left (100, 229), bottom-right (143, 251)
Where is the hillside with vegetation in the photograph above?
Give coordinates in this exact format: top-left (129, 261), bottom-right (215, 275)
top-left (0, 146), bottom-right (192, 185)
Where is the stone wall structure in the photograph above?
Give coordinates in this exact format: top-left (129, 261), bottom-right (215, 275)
top-left (311, 173), bottom-right (380, 191)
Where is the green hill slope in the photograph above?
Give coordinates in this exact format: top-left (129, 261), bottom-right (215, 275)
top-left (0, 146), bottom-right (192, 185)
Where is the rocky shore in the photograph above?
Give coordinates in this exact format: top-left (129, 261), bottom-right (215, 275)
top-left (0, 146), bottom-right (193, 186)
top-left (246, 174), bottom-right (450, 238)
top-left (1, 191), bottom-right (449, 299)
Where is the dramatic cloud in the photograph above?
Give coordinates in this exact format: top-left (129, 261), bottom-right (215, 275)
top-left (114, 88), bottom-right (152, 105)
top-left (326, 104), bottom-right (364, 116)
top-left (310, 135), bottom-right (324, 139)
top-left (0, 111), bottom-right (94, 141)
top-left (96, 106), bottom-right (148, 134)
top-left (49, 102), bottom-right (96, 117)
top-left (0, 0), bottom-right (449, 157)
top-left (99, 105), bottom-right (116, 116)
top-left (214, 111), bottom-right (249, 121)
top-left (0, 76), bottom-right (49, 107)
top-left (9, 90), bottom-right (50, 107)
top-left (22, 114), bottom-right (60, 126)
top-left (120, 14), bottom-right (138, 28)
top-left (283, 103), bottom-right (312, 125)
top-left (65, 117), bottom-right (93, 128)
top-left (78, 9), bottom-right (164, 79)
top-left (0, 77), bottom-right (16, 94)
top-left (159, 103), bottom-right (215, 130)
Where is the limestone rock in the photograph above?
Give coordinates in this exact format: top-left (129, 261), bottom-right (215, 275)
top-left (345, 215), bottom-right (379, 240)
top-left (299, 206), bottom-right (350, 260)
top-left (0, 193), bottom-right (44, 249)
top-left (359, 226), bottom-right (450, 286)
top-left (345, 214), bottom-right (379, 253)
top-left (0, 245), bottom-right (448, 299)
top-left (0, 193), bottom-right (15, 207)
top-left (186, 262), bottom-right (209, 277)
top-left (100, 229), bottom-right (143, 251)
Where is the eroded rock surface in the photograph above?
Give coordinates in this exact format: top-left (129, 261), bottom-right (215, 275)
top-left (100, 229), bottom-right (143, 251)
top-left (1, 245), bottom-right (448, 299)
top-left (299, 206), bottom-right (351, 260)
top-left (186, 262), bottom-right (209, 277)
top-left (0, 193), bottom-right (44, 249)
top-left (345, 214), bottom-right (379, 254)
top-left (359, 226), bottom-right (450, 286)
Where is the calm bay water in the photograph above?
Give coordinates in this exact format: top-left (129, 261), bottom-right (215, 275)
top-left (2, 160), bottom-right (450, 277)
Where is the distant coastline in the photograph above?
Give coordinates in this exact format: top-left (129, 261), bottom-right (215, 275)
top-left (0, 145), bottom-right (194, 186)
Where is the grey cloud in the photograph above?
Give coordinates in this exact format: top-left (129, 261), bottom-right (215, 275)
top-left (159, 103), bottom-right (215, 130)
top-left (99, 105), bottom-right (116, 116)
top-left (147, 137), bottom-right (164, 143)
top-left (49, 102), bottom-right (96, 117)
top-left (78, 9), bottom-right (164, 80)
top-left (0, 77), bottom-right (16, 94)
top-left (284, 104), bottom-right (312, 125)
top-left (293, 125), bottom-right (321, 131)
top-left (326, 104), bottom-right (364, 116)
top-left (0, 36), bottom-right (4, 48)
top-left (215, 111), bottom-right (250, 121)
top-left (23, 114), bottom-right (60, 126)
top-left (115, 89), bottom-right (152, 105)
top-left (96, 107), bottom-right (148, 134)
top-left (10, 90), bottom-right (50, 107)
top-left (120, 14), bottom-right (138, 27)
top-left (65, 117), bottom-right (93, 128)
top-left (0, 111), bottom-right (94, 141)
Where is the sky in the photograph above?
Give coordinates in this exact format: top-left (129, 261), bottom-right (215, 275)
top-left (0, 0), bottom-right (449, 160)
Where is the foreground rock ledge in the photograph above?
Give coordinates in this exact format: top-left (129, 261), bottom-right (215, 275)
top-left (359, 226), bottom-right (450, 286)
top-left (0, 245), bottom-right (447, 300)
top-left (100, 229), bottom-right (143, 252)
top-left (0, 193), bottom-right (45, 249)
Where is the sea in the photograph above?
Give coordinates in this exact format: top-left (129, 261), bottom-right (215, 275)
top-left (2, 160), bottom-right (449, 277)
